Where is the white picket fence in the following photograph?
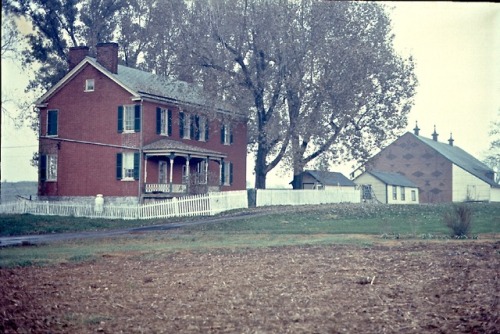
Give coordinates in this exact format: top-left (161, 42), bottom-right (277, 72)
top-left (0, 188), bottom-right (361, 220)
top-left (0, 191), bottom-right (249, 220)
top-left (255, 188), bottom-right (360, 207)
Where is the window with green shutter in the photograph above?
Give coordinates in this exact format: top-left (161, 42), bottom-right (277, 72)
top-left (118, 105), bottom-right (141, 133)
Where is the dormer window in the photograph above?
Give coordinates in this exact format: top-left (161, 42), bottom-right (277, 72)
top-left (85, 79), bottom-right (95, 92)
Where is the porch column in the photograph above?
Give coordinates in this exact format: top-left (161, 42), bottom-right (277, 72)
top-left (186, 154), bottom-right (191, 193)
top-left (169, 153), bottom-right (175, 193)
top-left (205, 156), bottom-right (209, 184)
top-left (144, 157), bottom-right (148, 185)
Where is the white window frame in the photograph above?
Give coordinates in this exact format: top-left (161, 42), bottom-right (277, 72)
top-left (223, 161), bottom-right (231, 186)
top-left (85, 79), bottom-right (95, 92)
top-left (411, 190), bottom-right (417, 202)
top-left (400, 186), bottom-right (406, 201)
top-left (392, 185), bottom-right (397, 200)
top-left (159, 108), bottom-right (170, 136)
top-left (198, 116), bottom-right (207, 142)
top-left (223, 123), bottom-right (231, 145)
top-left (123, 105), bottom-right (135, 132)
top-left (122, 152), bottom-right (135, 180)
top-left (46, 154), bottom-right (58, 181)
top-left (183, 113), bottom-right (191, 139)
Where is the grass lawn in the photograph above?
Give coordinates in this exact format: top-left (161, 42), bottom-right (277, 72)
top-left (0, 202), bottom-right (499, 268)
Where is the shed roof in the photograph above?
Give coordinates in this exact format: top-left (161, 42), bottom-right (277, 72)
top-left (366, 170), bottom-right (418, 188)
top-left (301, 170), bottom-right (356, 187)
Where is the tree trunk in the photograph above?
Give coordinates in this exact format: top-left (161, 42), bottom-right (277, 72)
top-left (254, 143), bottom-right (268, 189)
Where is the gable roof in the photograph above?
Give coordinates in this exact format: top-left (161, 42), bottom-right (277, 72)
top-left (407, 132), bottom-right (497, 187)
top-left (301, 170), bottom-right (356, 187)
top-left (35, 57), bottom-right (241, 117)
top-left (365, 170), bottom-right (417, 188)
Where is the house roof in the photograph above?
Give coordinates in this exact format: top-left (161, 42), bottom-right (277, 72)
top-left (366, 170), bottom-right (418, 188)
top-left (301, 170), bottom-right (356, 187)
top-left (143, 138), bottom-right (226, 159)
top-left (408, 132), bottom-right (498, 187)
top-left (35, 57), bottom-right (242, 117)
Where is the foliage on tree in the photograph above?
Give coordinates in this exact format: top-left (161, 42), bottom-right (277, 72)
top-left (3, 0), bottom-right (417, 189)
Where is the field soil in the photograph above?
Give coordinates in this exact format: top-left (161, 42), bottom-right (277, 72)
top-left (1, 240), bottom-right (499, 333)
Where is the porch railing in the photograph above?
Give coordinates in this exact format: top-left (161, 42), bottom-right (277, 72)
top-left (145, 183), bottom-right (186, 193)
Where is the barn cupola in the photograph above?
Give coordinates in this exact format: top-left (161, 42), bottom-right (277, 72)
top-left (68, 46), bottom-right (90, 71)
top-left (432, 125), bottom-right (439, 141)
top-left (448, 133), bottom-right (454, 146)
top-left (413, 121), bottom-right (420, 136)
top-left (96, 42), bottom-right (119, 74)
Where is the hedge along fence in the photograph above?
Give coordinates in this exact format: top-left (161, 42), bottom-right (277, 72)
top-left (0, 188), bottom-right (360, 220)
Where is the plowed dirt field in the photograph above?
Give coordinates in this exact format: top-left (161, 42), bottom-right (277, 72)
top-left (1, 241), bottom-right (499, 333)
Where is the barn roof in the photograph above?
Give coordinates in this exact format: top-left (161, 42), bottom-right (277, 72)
top-left (410, 132), bottom-right (498, 187)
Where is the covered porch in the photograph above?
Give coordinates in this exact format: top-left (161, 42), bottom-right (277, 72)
top-left (142, 139), bottom-right (227, 200)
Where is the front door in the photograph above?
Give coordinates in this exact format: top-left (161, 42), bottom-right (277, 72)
top-left (159, 161), bottom-right (168, 184)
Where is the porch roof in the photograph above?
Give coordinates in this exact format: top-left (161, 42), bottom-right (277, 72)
top-left (143, 138), bottom-right (226, 159)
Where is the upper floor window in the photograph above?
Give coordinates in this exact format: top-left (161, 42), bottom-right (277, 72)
top-left (85, 79), bottom-right (95, 92)
top-left (221, 123), bottom-right (233, 145)
top-left (156, 107), bottom-right (172, 136)
top-left (180, 112), bottom-right (192, 139)
top-left (47, 109), bottom-right (58, 136)
top-left (118, 105), bottom-right (141, 133)
top-left (195, 115), bottom-right (209, 141)
top-left (40, 154), bottom-right (58, 181)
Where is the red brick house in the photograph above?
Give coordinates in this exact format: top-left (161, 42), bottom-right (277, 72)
top-left (352, 125), bottom-right (499, 203)
top-left (35, 42), bottom-right (247, 203)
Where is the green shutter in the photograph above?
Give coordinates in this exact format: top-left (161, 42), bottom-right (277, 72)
top-left (134, 105), bottom-right (141, 132)
top-left (230, 125), bottom-right (233, 144)
top-left (205, 118), bottom-right (209, 141)
top-left (116, 153), bottom-right (123, 179)
top-left (221, 124), bottom-right (225, 144)
top-left (179, 112), bottom-right (185, 138)
top-left (229, 162), bottom-right (233, 185)
top-left (133, 153), bottom-right (140, 180)
top-left (168, 109), bottom-right (172, 136)
top-left (40, 154), bottom-right (47, 181)
top-left (220, 159), bottom-right (225, 185)
top-left (190, 114), bottom-right (195, 140)
top-left (194, 115), bottom-right (200, 140)
top-left (156, 107), bottom-right (161, 134)
top-left (117, 106), bottom-right (123, 133)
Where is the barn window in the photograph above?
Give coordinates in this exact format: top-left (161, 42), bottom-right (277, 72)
top-left (411, 190), bottom-right (417, 201)
top-left (400, 186), bottom-right (406, 201)
top-left (392, 186), bottom-right (397, 200)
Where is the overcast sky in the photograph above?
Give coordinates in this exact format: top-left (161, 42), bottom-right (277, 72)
top-left (1, 1), bottom-right (499, 184)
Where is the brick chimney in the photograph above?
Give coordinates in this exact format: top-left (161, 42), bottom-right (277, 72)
top-left (432, 125), bottom-right (439, 141)
top-left (96, 42), bottom-right (119, 74)
top-left (68, 46), bottom-right (90, 70)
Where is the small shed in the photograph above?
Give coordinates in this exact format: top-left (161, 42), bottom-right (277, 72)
top-left (354, 170), bottom-right (419, 204)
top-left (293, 170), bottom-right (357, 190)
